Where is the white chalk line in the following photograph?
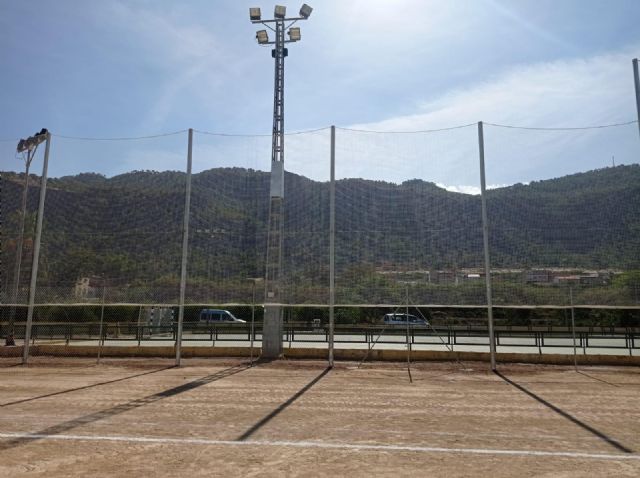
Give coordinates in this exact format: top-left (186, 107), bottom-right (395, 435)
top-left (1, 433), bottom-right (639, 461)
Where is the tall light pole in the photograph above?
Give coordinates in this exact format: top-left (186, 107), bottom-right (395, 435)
top-left (250, 4), bottom-right (312, 358)
top-left (9, 129), bottom-right (48, 333)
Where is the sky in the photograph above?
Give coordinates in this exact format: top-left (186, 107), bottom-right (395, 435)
top-left (1, 0), bottom-right (639, 191)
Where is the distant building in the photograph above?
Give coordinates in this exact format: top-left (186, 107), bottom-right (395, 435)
top-left (526, 270), bottom-right (553, 284)
top-left (74, 276), bottom-right (103, 300)
top-left (554, 275), bottom-right (581, 285)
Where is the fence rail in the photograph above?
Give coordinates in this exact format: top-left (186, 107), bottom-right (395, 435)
top-left (2, 321), bottom-right (638, 356)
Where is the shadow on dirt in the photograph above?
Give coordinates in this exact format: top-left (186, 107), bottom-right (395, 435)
top-left (495, 370), bottom-right (632, 454)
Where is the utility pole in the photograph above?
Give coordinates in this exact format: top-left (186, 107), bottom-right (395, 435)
top-left (22, 131), bottom-right (51, 364)
top-left (250, 4), bottom-right (313, 358)
top-left (10, 129), bottom-right (48, 334)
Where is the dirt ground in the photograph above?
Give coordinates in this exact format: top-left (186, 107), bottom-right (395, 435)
top-left (1, 357), bottom-right (639, 477)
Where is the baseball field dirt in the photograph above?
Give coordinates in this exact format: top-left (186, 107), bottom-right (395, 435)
top-left (1, 357), bottom-right (639, 477)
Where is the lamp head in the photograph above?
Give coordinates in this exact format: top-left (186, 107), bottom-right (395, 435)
top-left (274, 5), bottom-right (286, 18)
top-left (249, 7), bottom-right (261, 21)
top-left (256, 30), bottom-right (269, 44)
top-left (299, 4), bottom-right (313, 18)
top-left (288, 27), bottom-right (301, 41)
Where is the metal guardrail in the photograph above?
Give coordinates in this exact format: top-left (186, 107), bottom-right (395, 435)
top-left (2, 321), bottom-right (638, 355)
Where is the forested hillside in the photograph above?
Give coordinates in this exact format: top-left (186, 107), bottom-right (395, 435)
top-left (2, 164), bottom-right (639, 304)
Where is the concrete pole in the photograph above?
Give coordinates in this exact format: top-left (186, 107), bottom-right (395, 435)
top-left (329, 126), bottom-right (336, 367)
top-left (176, 129), bottom-right (193, 366)
top-left (478, 122), bottom-right (497, 371)
top-left (22, 133), bottom-right (51, 364)
top-left (633, 59), bottom-right (640, 140)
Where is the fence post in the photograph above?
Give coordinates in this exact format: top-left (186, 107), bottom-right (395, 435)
top-left (478, 122), bottom-right (497, 371)
top-left (137, 306), bottom-right (142, 346)
top-left (570, 287), bottom-right (578, 371)
top-left (22, 132), bottom-right (51, 365)
top-left (176, 129), bottom-right (193, 367)
top-left (633, 59), bottom-right (640, 140)
top-left (97, 281), bottom-right (106, 364)
top-left (329, 125), bottom-right (336, 367)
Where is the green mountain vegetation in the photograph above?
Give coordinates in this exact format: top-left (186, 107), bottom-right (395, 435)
top-left (1, 164), bottom-right (639, 305)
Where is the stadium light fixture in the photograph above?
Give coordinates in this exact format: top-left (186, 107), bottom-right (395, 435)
top-left (249, 4), bottom-right (312, 359)
top-left (249, 7), bottom-right (261, 21)
top-left (288, 27), bottom-right (301, 41)
top-left (274, 5), bottom-right (286, 18)
top-left (11, 128), bottom-right (49, 337)
top-left (17, 128), bottom-right (48, 153)
top-left (299, 4), bottom-right (313, 18)
top-left (256, 30), bottom-right (269, 44)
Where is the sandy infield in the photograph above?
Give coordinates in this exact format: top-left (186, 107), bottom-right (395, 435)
top-left (1, 357), bottom-right (639, 477)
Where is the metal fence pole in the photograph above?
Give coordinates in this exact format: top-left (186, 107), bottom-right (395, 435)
top-left (570, 287), bottom-right (578, 371)
top-left (633, 59), bottom-right (640, 139)
top-left (22, 133), bottom-right (51, 365)
top-left (251, 281), bottom-right (256, 364)
top-left (97, 281), bottom-right (106, 364)
top-left (478, 122), bottom-right (497, 371)
top-left (329, 126), bottom-right (336, 367)
top-left (406, 284), bottom-right (412, 382)
top-left (137, 306), bottom-right (142, 346)
top-left (176, 128), bottom-right (193, 367)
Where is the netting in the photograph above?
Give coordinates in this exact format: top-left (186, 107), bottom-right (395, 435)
top-left (33, 132), bottom-right (189, 305)
top-left (185, 129), bottom-right (331, 307)
top-left (186, 131), bottom-right (270, 306)
top-left (2, 124), bottom-right (638, 312)
top-left (280, 128), bottom-right (331, 305)
top-left (483, 122), bottom-right (640, 307)
top-left (334, 125), bottom-right (485, 307)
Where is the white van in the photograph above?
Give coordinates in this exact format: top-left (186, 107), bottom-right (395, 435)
top-left (383, 313), bottom-right (428, 326)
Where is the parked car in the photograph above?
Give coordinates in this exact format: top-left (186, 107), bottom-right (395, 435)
top-left (199, 309), bottom-right (246, 323)
top-left (383, 313), bottom-right (429, 326)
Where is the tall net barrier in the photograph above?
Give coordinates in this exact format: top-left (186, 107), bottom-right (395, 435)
top-left (280, 128), bottom-right (331, 306)
top-left (334, 125), bottom-right (485, 307)
top-left (186, 128), bottom-right (331, 308)
top-left (483, 122), bottom-right (640, 307)
top-left (33, 132), bottom-right (190, 306)
top-left (8, 132), bottom-right (190, 358)
top-left (187, 131), bottom-right (271, 306)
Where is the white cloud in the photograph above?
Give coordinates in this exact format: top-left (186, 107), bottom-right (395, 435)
top-left (344, 47), bottom-right (640, 186)
top-left (438, 184), bottom-right (509, 195)
top-left (349, 48), bottom-right (638, 130)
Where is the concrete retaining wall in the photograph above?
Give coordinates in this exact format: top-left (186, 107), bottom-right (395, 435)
top-left (2, 345), bottom-right (638, 366)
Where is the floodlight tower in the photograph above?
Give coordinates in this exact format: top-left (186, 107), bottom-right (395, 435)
top-left (250, 4), bottom-right (312, 358)
top-left (9, 129), bottom-right (48, 332)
